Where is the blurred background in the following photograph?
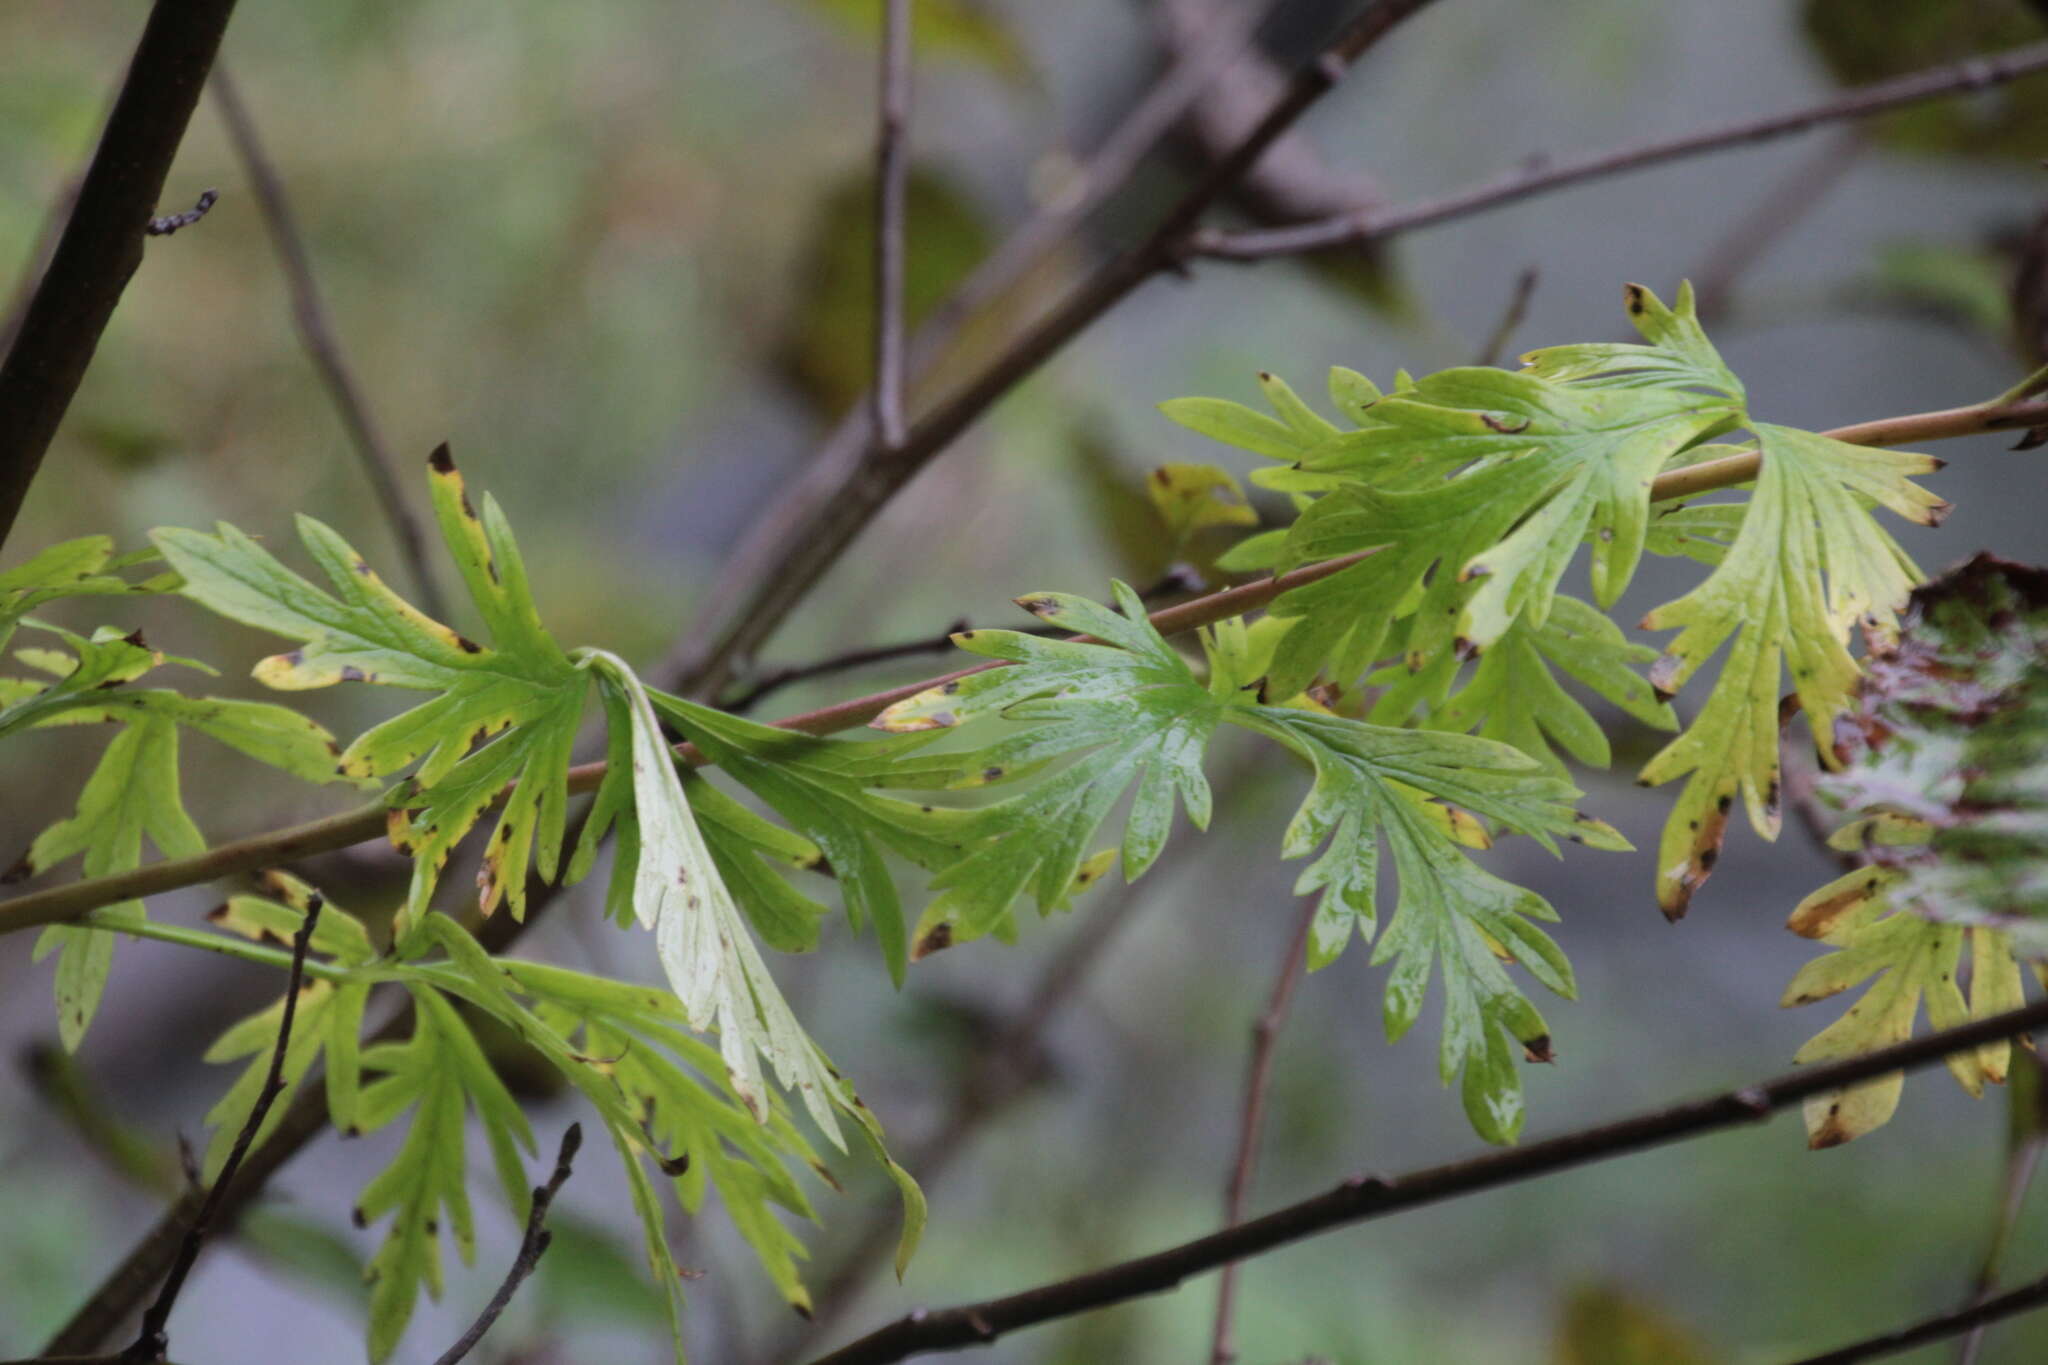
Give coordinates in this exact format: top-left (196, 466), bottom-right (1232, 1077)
top-left (5, 1), bottom-right (2048, 1361)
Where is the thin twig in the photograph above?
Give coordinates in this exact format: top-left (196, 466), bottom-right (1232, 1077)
top-left (658, 0), bottom-right (1290, 695)
top-left (873, 0), bottom-right (914, 451)
top-left (211, 69), bottom-right (448, 620)
top-left (1193, 43), bottom-right (2048, 261)
top-left (665, 0), bottom-right (1447, 699)
top-left (1472, 265), bottom-right (1539, 367)
top-left (431, 1123), bottom-right (584, 1365)
top-left (1209, 895), bottom-right (1317, 1365)
top-left (122, 897), bottom-right (323, 1363)
top-left (1789, 1263), bottom-right (2048, 1365)
top-left (806, 995), bottom-right (2048, 1365)
top-left (7, 386), bottom-right (2048, 942)
top-left (724, 568), bottom-right (1202, 713)
top-left (1692, 129), bottom-right (1866, 325)
top-left (0, 0), bottom-right (242, 553)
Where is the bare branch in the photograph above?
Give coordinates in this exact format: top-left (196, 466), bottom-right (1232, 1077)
top-left (1472, 265), bottom-right (1539, 367)
top-left (0, 0), bottom-right (242, 553)
top-left (1209, 896), bottom-right (1317, 1365)
top-left (1193, 43), bottom-right (2048, 261)
top-left (431, 1123), bottom-right (584, 1365)
top-left (658, 0), bottom-right (1290, 694)
top-left (806, 996), bottom-right (2048, 1365)
top-left (211, 69), bottom-right (449, 621)
top-left (873, 0), bottom-right (914, 451)
top-left (1790, 1263), bottom-right (2048, 1365)
top-left (123, 898), bottom-right (323, 1363)
top-left (7, 387), bottom-right (2048, 942)
top-left (1692, 129), bottom-right (1865, 325)
top-left (664, 0), bottom-right (1448, 698)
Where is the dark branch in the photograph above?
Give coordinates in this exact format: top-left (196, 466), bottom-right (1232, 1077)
top-left (123, 897), bottom-right (323, 1363)
top-left (143, 189), bottom-right (217, 237)
top-left (431, 1123), bottom-right (584, 1365)
top-left (1209, 896), bottom-right (1317, 1365)
top-left (1193, 43), bottom-right (2048, 261)
top-left (806, 996), bottom-right (2048, 1365)
top-left (0, 0), bottom-right (241, 554)
top-left (1788, 1264), bottom-right (2048, 1365)
top-left (873, 0), bottom-right (913, 451)
top-left (211, 69), bottom-right (449, 621)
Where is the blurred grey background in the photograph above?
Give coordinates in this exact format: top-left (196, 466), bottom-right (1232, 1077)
top-left (4, 1), bottom-right (2048, 1361)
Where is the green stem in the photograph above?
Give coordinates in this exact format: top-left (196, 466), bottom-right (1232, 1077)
top-left (80, 913), bottom-right (355, 983)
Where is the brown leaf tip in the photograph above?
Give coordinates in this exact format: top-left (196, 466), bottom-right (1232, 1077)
top-left (910, 922), bottom-right (954, 961)
top-left (427, 443), bottom-right (456, 474)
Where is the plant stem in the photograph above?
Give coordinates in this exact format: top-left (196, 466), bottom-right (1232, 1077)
top-left (0, 0), bottom-right (241, 554)
top-left (804, 996), bottom-right (2048, 1365)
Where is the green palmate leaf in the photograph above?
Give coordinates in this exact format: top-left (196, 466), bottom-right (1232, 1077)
top-left (1170, 287), bottom-right (1741, 700)
top-left (355, 986), bottom-right (535, 1363)
top-left (580, 653), bottom-right (864, 1146)
top-left (1366, 595), bottom-right (1677, 776)
top-left (874, 580), bottom-right (1227, 956)
top-left (0, 534), bottom-right (172, 654)
top-left (13, 636), bottom-right (343, 1051)
top-left (1782, 863), bottom-right (2022, 1147)
top-left (1635, 423), bottom-right (1947, 917)
top-left (153, 448), bottom-right (587, 928)
top-left (876, 583), bottom-right (1625, 1143)
top-left (455, 932), bottom-right (922, 1327)
top-left (1232, 705), bottom-right (1615, 1144)
top-left (646, 695), bottom-right (973, 985)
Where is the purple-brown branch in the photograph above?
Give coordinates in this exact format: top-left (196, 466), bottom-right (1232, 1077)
top-left (806, 995), bottom-right (2048, 1365)
top-left (0, 0), bottom-right (242, 554)
top-left (1191, 42), bottom-right (2048, 261)
top-left (1789, 1263), bottom-right (2048, 1365)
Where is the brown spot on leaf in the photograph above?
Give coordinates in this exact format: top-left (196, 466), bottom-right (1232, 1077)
top-left (1624, 283), bottom-right (1647, 315)
top-left (427, 443), bottom-right (456, 474)
top-left (1480, 413), bottom-right (1530, 435)
top-left (455, 635), bottom-right (482, 653)
top-left (339, 665), bottom-right (371, 683)
top-left (1522, 1035), bottom-right (1555, 1064)
top-left (911, 922), bottom-right (955, 960)
top-left (352, 1206), bottom-right (369, 1229)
